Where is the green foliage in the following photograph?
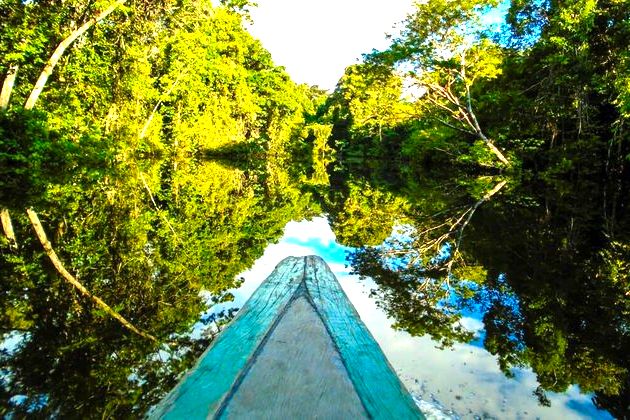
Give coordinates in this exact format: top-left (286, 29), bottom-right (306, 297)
top-left (299, 123), bottom-right (334, 186)
top-left (0, 1), bottom-right (322, 416)
top-left (328, 181), bottom-right (410, 247)
top-left (325, 0), bottom-right (629, 175)
top-left (137, 2), bottom-right (311, 157)
top-left (456, 140), bottom-right (502, 167)
top-left (335, 157), bottom-right (630, 413)
top-left (495, 0), bottom-right (630, 173)
top-left (0, 0), bottom-right (313, 159)
top-left (326, 63), bottom-right (412, 156)
top-left (0, 151), bottom-right (315, 417)
top-left (0, 109), bottom-right (108, 208)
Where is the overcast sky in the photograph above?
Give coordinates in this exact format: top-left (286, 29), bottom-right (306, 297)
top-left (247, 0), bottom-right (415, 91)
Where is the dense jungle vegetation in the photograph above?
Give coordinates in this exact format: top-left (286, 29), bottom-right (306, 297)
top-left (322, 0), bottom-right (629, 415)
top-left (0, 0), bottom-right (628, 417)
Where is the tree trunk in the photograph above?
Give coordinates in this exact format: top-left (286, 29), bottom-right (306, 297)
top-left (1, 208), bottom-right (17, 248)
top-left (485, 138), bottom-right (511, 167)
top-left (0, 64), bottom-right (19, 111)
top-left (26, 208), bottom-right (157, 342)
top-left (448, 180), bottom-right (507, 275)
top-left (470, 120), bottom-right (511, 166)
top-left (24, 0), bottom-right (127, 110)
top-left (468, 106), bottom-right (511, 167)
top-left (462, 67), bottom-right (511, 168)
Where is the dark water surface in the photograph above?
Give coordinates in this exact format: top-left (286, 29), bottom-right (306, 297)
top-left (1, 155), bottom-right (628, 418)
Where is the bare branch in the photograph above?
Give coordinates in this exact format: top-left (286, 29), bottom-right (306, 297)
top-left (435, 117), bottom-right (476, 136)
top-left (0, 64), bottom-right (19, 111)
top-left (1, 208), bottom-right (17, 248)
top-left (25, 0), bottom-right (127, 110)
top-left (450, 180), bottom-right (507, 273)
top-left (26, 208), bottom-right (157, 342)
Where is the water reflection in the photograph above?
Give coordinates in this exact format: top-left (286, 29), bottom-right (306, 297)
top-left (1, 154), bottom-right (628, 418)
top-left (327, 159), bottom-right (629, 418)
top-left (0, 155), bottom-right (314, 417)
top-left (233, 217), bottom-right (613, 419)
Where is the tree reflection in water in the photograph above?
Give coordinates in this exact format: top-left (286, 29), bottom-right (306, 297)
top-left (340, 164), bottom-right (629, 416)
top-left (0, 154), bottom-right (316, 417)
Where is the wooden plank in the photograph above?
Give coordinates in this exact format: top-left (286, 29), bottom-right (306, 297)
top-left (150, 255), bottom-right (424, 419)
top-left (304, 255), bottom-right (424, 419)
top-left (218, 295), bottom-right (368, 418)
top-left (149, 256), bottom-right (305, 418)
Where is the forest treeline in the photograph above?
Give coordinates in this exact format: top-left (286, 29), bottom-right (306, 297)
top-left (0, 0), bottom-right (319, 179)
top-left (1, 0), bottom-right (629, 417)
top-left (323, 0), bottom-right (629, 179)
top-left (2, 0), bottom-right (627, 198)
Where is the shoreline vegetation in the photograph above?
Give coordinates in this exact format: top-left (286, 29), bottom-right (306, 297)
top-left (0, 0), bottom-right (628, 417)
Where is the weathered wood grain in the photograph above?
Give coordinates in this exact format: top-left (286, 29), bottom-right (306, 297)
top-left (149, 255), bottom-right (424, 419)
top-left (304, 255), bottom-right (423, 419)
top-left (149, 256), bottom-right (305, 418)
top-left (219, 295), bottom-right (368, 419)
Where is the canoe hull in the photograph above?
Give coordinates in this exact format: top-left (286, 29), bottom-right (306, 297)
top-left (150, 255), bottom-right (424, 419)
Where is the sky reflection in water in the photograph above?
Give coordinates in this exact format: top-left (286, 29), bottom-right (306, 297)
top-left (226, 217), bottom-right (613, 419)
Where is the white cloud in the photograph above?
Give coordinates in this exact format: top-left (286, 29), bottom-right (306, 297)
top-left (328, 262), bottom-right (350, 275)
top-left (282, 217), bottom-right (336, 245)
top-left (458, 316), bottom-right (484, 333)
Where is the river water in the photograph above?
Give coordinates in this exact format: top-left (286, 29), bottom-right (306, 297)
top-left (1, 155), bottom-right (627, 418)
top-left (225, 217), bottom-right (613, 419)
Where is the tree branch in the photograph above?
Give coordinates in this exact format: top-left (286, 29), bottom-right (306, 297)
top-left (24, 0), bottom-right (127, 110)
top-left (435, 117), bottom-right (475, 135)
top-left (138, 171), bottom-right (182, 245)
top-left (26, 208), bottom-right (157, 342)
top-left (1, 208), bottom-right (17, 248)
top-left (428, 69), bottom-right (511, 166)
top-left (446, 180), bottom-right (506, 273)
top-left (0, 64), bottom-right (19, 111)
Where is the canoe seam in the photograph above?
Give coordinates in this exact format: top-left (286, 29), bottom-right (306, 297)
top-left (212, 259), bottom-right (309, 418)
top-left (300, 259), bottom-right (373, 417)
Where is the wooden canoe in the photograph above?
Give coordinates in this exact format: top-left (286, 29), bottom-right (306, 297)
top-left (150, 255), bottom-right (424, 419)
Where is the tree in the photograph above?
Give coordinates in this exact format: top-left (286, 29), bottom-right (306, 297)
top-left (493, 0), bottom-right (630, 174)
top-left (371, 0), bottom-right (511, 166)
top-left (331, 63), bottom-right (412, 151)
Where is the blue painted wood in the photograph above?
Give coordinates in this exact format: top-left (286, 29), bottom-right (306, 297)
top-left (304, 255), bottom-right (423, 419)
top-left (149, 255), bottom-right (424, 419)
top-left (149, 256), bottom-right (305, 418)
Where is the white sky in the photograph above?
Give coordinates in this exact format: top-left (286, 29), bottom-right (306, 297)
top-left (247, 0), bottom-right (415, 91)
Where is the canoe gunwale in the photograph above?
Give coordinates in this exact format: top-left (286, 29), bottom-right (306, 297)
top-left (149, 255), bottom-right (424, 419)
